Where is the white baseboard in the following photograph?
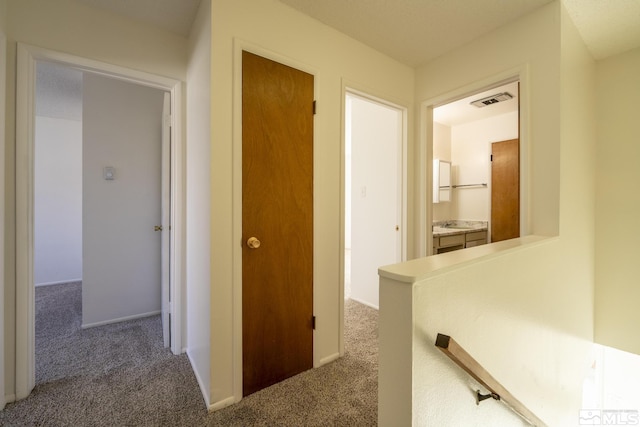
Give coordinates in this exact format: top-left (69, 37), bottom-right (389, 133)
top-left (187, 349), bottom-right (211, 408)
top-left (209, 396), bottom-right (236, 412)
top-left (81, 310), bottom-right (160, 329)
top-left (349, 296), bottom-right (379, 310)
top-left (35, 279), bottom-right (82, 287)
top-left (319, 352), bottom-right (340, 366)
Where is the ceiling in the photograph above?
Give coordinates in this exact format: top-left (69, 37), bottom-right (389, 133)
top-left (74, 0), bottom-right (202, 37)
top-left (278, 0), bottom-right (554, 67)
top-left (278, 0), bottom-right (640, 65)
top-left (563, 0), bottom-right (640, 60)
top-left (434, 81), bottom-right (519, 127)
top-left (72, 0), bottom-right (640, 64)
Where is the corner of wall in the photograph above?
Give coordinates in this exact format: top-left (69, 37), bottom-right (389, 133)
top-left (185, 0), bottom-right (213, 406)
top-left (593, 46), bottom-right (640, 355)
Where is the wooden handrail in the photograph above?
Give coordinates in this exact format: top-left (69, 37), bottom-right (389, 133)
top-left (435, 333), bottom-right (546, 426)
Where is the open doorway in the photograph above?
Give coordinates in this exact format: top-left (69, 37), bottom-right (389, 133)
top-left (33, 60), bottom-right (169, 385)
top-left (344, 91), bottom-right (405, 309)
top-left (16, 44), bottom-right (184, 401)
top-left (431, 81), bottom-right (520, 254)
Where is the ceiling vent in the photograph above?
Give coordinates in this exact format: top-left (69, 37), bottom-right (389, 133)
top-left (470, 92), bottom-right (513, 108)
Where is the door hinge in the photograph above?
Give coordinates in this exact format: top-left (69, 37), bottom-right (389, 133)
top-left (313, 100), bottom-right (317, 115)
top-left (490, 154), bottom-right (493, 162)
top-left (312, 315), bottom-right (316, 330)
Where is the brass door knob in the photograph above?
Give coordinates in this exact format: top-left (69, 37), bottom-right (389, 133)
top-left (247, 237), bottom-right (261, 249)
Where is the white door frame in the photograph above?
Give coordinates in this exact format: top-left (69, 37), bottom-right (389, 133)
top-left (15, 43), bottom-right (185, 400)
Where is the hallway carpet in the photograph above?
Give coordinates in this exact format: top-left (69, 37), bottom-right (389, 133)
top-left (0, 283), bottom-right (379, 426)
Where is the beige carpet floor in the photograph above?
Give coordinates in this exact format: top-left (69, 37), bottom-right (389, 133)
top-left (0, 282), bottom-right (379, 426)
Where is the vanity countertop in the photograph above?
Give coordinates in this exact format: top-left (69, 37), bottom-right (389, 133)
top-left (432, 220), bottom-right (488, 237)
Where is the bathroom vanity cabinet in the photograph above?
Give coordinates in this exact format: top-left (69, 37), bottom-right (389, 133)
top-left (433, 233), bottom-right (465, 253)
top-left (465, 230), bottom-right (488, 248)
top-left (433, 228), bottom-right (488, 254)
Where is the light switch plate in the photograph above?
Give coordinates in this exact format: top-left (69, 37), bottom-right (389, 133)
top-left (104, 167), bottom-right (115, 180)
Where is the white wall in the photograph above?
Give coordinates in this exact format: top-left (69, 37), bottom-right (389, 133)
top-left (432, 121), bottom-right (452, 222)
top-left (211, 0), bottom-right (414, 408)
top-left (450, 111), bottom-right (518, 221)
top-left (34, 116), bottom-right (82, 285)
top-left (379, 3), bottom-right (596, 425)
top-left (4, 0), bottom-right (188, 398)
top-left (186, 0), bottom-right (211, 407)
top-left (349, 95), bottom-right (402, 309)
top-left (595, 46), bottom-right (640, 355)
top-left (82, 73), bottom-right (165, 327)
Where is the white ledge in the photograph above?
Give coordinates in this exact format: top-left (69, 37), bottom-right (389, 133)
top-left (378, 235), bottom-right (555, 284)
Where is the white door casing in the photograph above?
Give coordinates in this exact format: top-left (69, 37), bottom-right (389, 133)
top-left (15, 43), bottom-right (184, 401)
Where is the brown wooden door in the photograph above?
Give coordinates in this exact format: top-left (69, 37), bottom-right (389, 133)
top-left (491, 139), bottom-right (519, 242)
top-left (242, 51), bottom-right (314, 397)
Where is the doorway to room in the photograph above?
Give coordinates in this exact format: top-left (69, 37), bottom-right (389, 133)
top-left (16, 44), bottom-right (184, 401)
top-left (344, 91), bottom-right (405, 309)
top-left (431, 80), bottom-right (520, 254)
top-left (33, 59), bottom-right (169, 385)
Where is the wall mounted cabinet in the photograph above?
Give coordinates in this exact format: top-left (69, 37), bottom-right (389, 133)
top-left (433, 159), bottom-right (451, 203)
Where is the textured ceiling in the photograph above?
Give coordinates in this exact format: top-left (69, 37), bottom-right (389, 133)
top-left (36, 61), bottom-right (83, 121)
top-left (278, 0), bottom-right (554, 66)
top-left (70, 0), bottom-right (640, 63)
top-left (434, 82), bottom-right (519, 127)
top-left (279, 0), bottom-right (640, 65)
top-left (563, 0), bottom-right (640, 60)
top-left (74, 0), bottom-right (202, 37)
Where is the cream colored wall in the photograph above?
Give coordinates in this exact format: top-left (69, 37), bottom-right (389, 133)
top-left (378, 2), bottom-right (596, 425)
top-left (211, 0), bottom-right (414, 408)
top-left (558, 0), bottom-right (597, 345)
top-left (3, 0), bottom-right (188, 401)
top-left (6, 0), bottom-right (187, 79)
top-left (186, 0), bottom-right (212, 407)
top-left (595, 46), bottom-right (640, 355)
